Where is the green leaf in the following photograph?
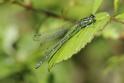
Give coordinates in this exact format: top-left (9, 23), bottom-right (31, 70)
top-left (114, 0), bottom-right (119, 13)
top-left (102, 23), bottom-right (119, 39)
top-left (48, 12), bottom-right (110, 69)
top-left (102, 20), bottom-right (124, 40)
top-left (115, 13), bottom-right (124, 22)
top-left (92, 0), bottom-right (103, 14)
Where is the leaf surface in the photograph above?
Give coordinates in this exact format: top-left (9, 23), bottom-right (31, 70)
top-left (49, 12), bottom-right (110, 69)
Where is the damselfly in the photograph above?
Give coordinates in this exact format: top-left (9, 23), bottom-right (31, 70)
top-left (35, 14), bottom-right (96, 69)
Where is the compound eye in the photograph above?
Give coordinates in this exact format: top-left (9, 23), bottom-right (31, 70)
top-left (90, 14), bottom-right (95, 18)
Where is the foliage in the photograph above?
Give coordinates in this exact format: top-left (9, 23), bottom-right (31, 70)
top-left (0, 0), bottom-right (124, 83)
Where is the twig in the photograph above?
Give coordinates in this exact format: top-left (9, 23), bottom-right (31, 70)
top-left (12, 1), bottom-right (74, 22)
top-left (111, 17), bottom-right (124, 24)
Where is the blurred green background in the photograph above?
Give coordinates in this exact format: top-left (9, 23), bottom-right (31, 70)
top-left (0, 0), bottom-right (124, 83)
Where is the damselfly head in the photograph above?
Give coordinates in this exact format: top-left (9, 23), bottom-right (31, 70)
top-left (80, 14), bottom-right (96, 27)
top-left (89, 14), bottom-right (96, 23)
top-left (86, 14), bottom-right (96, 24)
